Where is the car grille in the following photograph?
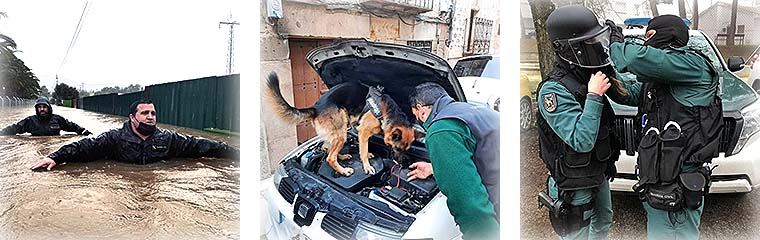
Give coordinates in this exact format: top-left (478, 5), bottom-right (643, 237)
top-left (277, 177), bottom-right (298, 204)
top-left (321, 213), bottom-right (357, 240)
top-left (613, 117), bottom-right (739, 155)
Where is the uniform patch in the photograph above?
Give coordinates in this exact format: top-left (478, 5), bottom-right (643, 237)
top-left (543, 93), bottom-right (557, 112)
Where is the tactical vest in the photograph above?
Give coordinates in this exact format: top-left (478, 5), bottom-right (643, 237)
top-left (634, 77), bottom-right (722, 187)
top-left (536, 73), bottom-right (621, 191)
top-left (428, 96), bottom-right (500, 219)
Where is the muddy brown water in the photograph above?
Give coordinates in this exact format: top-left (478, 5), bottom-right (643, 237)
top-left (0, 106), bottom-right (240, 239)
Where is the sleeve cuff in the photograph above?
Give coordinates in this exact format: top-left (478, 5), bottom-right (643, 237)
top-left (584, 94), bottom-right (604, 114)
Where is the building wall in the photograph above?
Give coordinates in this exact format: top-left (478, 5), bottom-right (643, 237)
top-left (699, 4), bottom-right (760, 45)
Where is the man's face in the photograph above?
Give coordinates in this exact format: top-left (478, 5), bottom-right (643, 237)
top-left (36, 105), bottom-right (49, 117)
top-left (412, 104), bottom-right (431, 123)
top-left (131, 103), bottom-right (157, 126)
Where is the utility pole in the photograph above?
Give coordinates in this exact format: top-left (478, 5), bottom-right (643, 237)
top-left (219, 15), bottom-right (239, 75)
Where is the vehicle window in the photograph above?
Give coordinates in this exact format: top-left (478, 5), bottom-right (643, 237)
top-left (454, 58), bottom-right (489, 77)
top-left (481, 57), bottom-right (500, 79)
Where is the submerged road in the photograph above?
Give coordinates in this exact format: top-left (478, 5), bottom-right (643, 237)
top-left (0, 106), bottom-right (240, 239)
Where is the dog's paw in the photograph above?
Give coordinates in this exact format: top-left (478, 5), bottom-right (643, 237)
top-left (339, 154), bottom-right (352, 160)
top-left (367, 153), bottom-right (375, 159)
top-left (363, 165), bottom-right (376, 175)
top-left (338, 167), bottom-right (354, 176)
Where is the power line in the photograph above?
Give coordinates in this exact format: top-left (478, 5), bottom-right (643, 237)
top-left (57, 1), bottom-right (91, 77)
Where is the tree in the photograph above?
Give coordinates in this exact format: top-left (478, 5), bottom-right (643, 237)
top-left (79, 88), bottom-right (92, 97)
top-left (91, 84), bottom-right (143, 96)
top-left (529, 0), bottom-right (555, 79)
top-left (39, 85), bottom-right (50, 98)
top-left (0, 13), bottom-right (41, 99)
top-left (0, 38), bottom-right (41, 98)
top-left (726, 0), bottom-right (738, 46)
top-left (678, 0), bottom-right (687, 18)
top-left (52, 83), bottom-right (79, 100)
top-left (649, 0), bottom-right (660, 17)
top-left (123, 84), bottom-right (143, 93)
top-left (584, 0), bottom-right (612, 19)
top-left (692, 0), bottom-right (699, 30)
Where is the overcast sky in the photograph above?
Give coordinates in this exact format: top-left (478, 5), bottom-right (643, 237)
top-left (0, 1), bottom-right (239, 91)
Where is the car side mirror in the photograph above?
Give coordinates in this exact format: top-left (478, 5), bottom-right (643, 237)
top-left (728, 56), bottom-right (745, 72)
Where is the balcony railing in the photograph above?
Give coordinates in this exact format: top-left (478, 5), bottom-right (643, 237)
top-left (358, 0), bottom-right (434, 16)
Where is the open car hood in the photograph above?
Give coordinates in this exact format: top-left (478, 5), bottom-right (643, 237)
top-left (305, 39), bottom-right (466, 114)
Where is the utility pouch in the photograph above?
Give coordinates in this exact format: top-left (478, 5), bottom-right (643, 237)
top-left (644, 182), bottom-right (683, 212)
top-left (679, 170), bottom-right (709, 209)
top-left (659, 121), bottom-right (686, 182)
top-left (547, 201), bottom-right (592, 237)
top-left (636, 128), bottom-right (660, 184)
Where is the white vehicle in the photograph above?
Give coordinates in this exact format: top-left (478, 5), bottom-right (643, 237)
top-left (262, 39), bottom-right (471, 240)
top-left (748, 45), bottom-right (760, 91)
top-left (609, 29), bottom-right (760, 194)
top-left (453, 55), bottom-right (500, 112)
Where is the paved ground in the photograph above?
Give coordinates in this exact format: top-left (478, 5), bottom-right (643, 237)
top-left (520, 128), bottom-right (760, 239)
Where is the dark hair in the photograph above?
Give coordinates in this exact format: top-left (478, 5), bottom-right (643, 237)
top-left (409, 82), bottom-right (448, 106)
top-left (129, 100), bottom-right (153, 116)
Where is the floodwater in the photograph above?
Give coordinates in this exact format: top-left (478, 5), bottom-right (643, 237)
top-left (0, 105), bottom-right (240, 240)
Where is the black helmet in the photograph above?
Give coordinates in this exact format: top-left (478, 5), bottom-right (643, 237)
top-left (547, 5), bottom-right (611, 68)
top-left (34, 97), bottom-right (53, 118)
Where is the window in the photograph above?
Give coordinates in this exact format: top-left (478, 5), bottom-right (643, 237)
top-left (467, 17), bottom-right (494, 54)
top-left (737, 25), bottom-right (745, 34)
top-left (453, 57), bottom-right (499, 79)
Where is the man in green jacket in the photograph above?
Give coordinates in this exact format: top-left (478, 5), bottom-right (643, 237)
top-left (535, 5), bottom-right (622, 240)
top-left (406, 82), bottom-right (499, 239)
top-left (605, 15), bottom-right (722, 239)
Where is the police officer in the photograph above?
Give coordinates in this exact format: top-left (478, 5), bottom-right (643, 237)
top-left (30, 99), bottom-right (239, 170)
top-left (0, 97), bottom-right (92, 136)
top-left (605, 15), bottom-right (722, 239)
top-left (536, 5), bottom-right (621, 239)
top-left (406, 82), bottom-right (499, 239)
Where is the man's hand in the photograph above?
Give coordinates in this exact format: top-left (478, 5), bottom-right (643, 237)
top-left (605, 19), bottom-right (624, 43)
top-left (31, 158), bottom-right (57, 171)
top-left (407, 162), bottom-right (433, 181)
top-left (588, 71), bottom-right (611, 96)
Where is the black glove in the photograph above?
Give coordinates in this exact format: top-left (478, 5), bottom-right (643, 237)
top-left (605, 161), bottom-right (617, 182)
top-left (605, 20), bottom-right (624, 44)
top-left (81, 130), bottom-right (92, 136)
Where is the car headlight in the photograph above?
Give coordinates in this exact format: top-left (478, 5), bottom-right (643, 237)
top-left (273, 163), bottom-right (288, 189)
top-left (352, 221), bottom-right (403, 240)
top-left (733, 101), bottom-right (760, 155)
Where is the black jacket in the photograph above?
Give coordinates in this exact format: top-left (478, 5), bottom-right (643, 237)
top-left (48, 121), bottom-right (239, 164)
top-left (0, 114), bottom-right (88, 136)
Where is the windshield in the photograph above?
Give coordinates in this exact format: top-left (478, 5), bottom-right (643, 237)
top-left (454, 57), bottom-right (500, 79)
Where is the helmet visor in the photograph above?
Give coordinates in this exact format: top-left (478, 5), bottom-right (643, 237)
top-left (556, 26), bottom-right (612, 68)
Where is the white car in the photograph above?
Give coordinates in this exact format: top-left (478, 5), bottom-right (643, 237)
top-left (453, 55), bottom-right (500, 111)
top-left (609, 29), bottom-right (760, 194)
top-left (262, 39), bottom-right (471, 240)
top-left (748, 45), bottom-right (760, 91)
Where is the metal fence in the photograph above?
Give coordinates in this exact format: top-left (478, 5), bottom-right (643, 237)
top-left (0, 96), bottom-right (34, 109)
top-left (81, 74), bottom-right (240, 133)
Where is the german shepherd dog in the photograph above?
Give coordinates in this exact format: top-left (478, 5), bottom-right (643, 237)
top-left (265, 72), bottom-right (417, 176)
